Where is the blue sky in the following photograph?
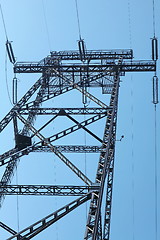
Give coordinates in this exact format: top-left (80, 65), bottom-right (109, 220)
top-left (0, 0), bottom-right (160, 239)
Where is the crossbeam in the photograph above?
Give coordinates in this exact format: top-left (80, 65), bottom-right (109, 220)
top-left (49, 49), bottom-right (133, 60)
top-left (0, 145), bottom-right (101, 167)
top-left (34, 145), bottom-right (102, 153)
top-left (0, 185), bottom-right (99, 196)
top-left (14, 60), bottom-right (156, 74)
top-left (18, 107), bottom-right (110, 115)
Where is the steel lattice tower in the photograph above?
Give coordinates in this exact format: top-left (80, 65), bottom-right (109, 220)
top-left (0, 48), bottom-right (156, 240)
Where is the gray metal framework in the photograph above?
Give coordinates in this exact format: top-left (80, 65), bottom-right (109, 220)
top-left (14, 60), bottom-right (155, 74)
top-left (0, 48), bottom-right (155, 239)
top-left (0, 185), bottom-right (99, 196)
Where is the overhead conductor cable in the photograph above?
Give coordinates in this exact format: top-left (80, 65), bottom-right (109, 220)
top-left (0, 3), bottom-right (16, 64)
top-left (151, 1), bottom-right (159, 240)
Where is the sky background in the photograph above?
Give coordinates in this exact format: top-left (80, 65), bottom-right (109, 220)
top-left (0, 0), bottom-right (160, 239)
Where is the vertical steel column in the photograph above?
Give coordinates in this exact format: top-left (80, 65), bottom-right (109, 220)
top-left (84, 72), bottom-right (120, 240)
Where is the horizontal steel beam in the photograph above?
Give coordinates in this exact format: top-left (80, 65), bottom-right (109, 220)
top-left (49, 49), bottom-right (133, 60)
top-left (0, 145), bottom-right (101, 165)
top-left (14, 61), bottom-right (156, 73)
top-left (34, 145), bottom-right (102, 153)
top-left (0, 185), bottom-right (99, 196)
top-left (18, 107), bottom-right (111, 115)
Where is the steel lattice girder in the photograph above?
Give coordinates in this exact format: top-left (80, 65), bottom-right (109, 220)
top-left (14, 60), bottom-right (156, 74)
top-left (0, 185), bottom-right (99, 196)
top-left (0, 145), bottom-right (101, 166)
top-left (18, 107), bottom-right (111, 115)
top-left (49, 49), bottom-right (133, 60)
top-left (0, 71), bottom-right (111, 133)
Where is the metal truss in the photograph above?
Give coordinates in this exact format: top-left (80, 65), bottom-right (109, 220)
top-left (18, 73), bottom-right (112, 110)
top-left (34, 145), bottom-right (102, 153)
top-left (0, 145), bottom-right (101, 167)
top-left (0, 48), bottom-right (155, 240)
top-left (49, 49), bottom-right (133, 60)
top-left (0, 109), bottom-right (107, 167)
top-left (18, 107), bottom-right (111, 115)
top-left (14, 60), bottom-right (156, 74)
top-left (0, 185), bottom-right (99, 196)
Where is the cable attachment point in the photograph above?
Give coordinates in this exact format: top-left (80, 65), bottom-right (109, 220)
top-left (152, 37), bottom-right (158, 61)
top-left (116, 135), bottom-right (124, 142)
top-left (6, 40), bottom-right (16, 64)
top-left (78, 39), bottom-right (86, 62)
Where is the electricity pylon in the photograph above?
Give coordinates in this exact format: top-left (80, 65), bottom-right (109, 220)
top-left (0, 48), bottom-right (156, 240)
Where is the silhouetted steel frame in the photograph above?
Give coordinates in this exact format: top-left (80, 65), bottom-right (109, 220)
top-left (0, 70), bottom-right (111, 202)
top-left (0, 49), bottom-right (156, 240)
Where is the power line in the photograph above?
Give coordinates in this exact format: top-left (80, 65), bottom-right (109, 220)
top-left (152, 0), bottom-right (156, 37)
top-left (154, 105), bottom-right (158, 240)
top-left (5, 51), bottom-right (13, 106)
top-left (128, 2), bottom-right (135, 239)
top-left (75, 0), bottom-right (82, 39)
top-left (127, 0), bottom-right (132, 48)
top-left (42, 0), bottom-right (52, 52)
top-left (16, 166), bottom-right (20, 232)
top-left (130, 76), bottom-right (135, 240)
top-left (151, 1), bottom-right (158, 239)
top-left (0, 2), bottom-right (8, 40)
